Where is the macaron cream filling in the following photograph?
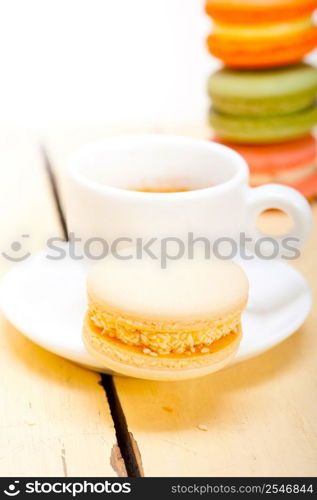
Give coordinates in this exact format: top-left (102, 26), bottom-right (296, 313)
top-left (251, 162), bottom-right (317, 186)
top-left (87, 301), bottom-right (243, 356)
top-left (213, 16), bottom-right (313, 38)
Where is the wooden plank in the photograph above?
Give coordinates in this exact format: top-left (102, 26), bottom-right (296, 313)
top-left (113, 206), bottom-right (317, 476)
top-left (0, 129), bottom-right (117, 476)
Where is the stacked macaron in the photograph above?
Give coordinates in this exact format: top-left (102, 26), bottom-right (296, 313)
top-left (206, 0), bottom-right (317, 198)
top-left (206, 0), bottom-right (317, 68)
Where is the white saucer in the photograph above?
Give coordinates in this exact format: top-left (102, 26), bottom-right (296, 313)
top-left (0, 249), bottom-right (312, 374)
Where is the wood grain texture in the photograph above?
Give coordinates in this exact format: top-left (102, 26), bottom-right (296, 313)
top-left (0, 130), bottom-right (117, 476)
top-left (113, 206), bottom-right (317, 477)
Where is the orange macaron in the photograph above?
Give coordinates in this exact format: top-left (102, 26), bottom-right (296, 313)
top-left (206, 0), bottom-right (317, 25)
top-left (206, 1), bottom-right (317, 68)
top-left (207, 25), bottom-right (317, 68)
top-left (216, 135), bottom-right (317, 199)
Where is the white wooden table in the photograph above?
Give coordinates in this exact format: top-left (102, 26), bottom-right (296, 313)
top-left (0, 127), bottom-right (316, 477)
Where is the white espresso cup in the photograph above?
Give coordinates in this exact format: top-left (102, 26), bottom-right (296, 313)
top-left (65, 135), bottom-right (312, 259)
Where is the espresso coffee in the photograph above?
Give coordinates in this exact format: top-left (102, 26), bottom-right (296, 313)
top-left (130, 186), bottom-right (192, 193)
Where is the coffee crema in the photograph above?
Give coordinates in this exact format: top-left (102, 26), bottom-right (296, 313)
top-left (127, 185), bottom-right (215, 193)
top-left (130, 186), bottom-right (191, 193)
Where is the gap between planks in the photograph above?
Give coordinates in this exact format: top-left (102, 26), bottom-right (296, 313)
top-left (40, 144), bottom-right (143, 477)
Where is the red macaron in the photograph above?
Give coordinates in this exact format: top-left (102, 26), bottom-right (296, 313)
top-left (216, 135), bottom-right (317, 199)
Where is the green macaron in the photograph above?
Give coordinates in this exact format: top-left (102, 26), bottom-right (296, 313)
top-left (208, 63), bottom-right (317, 117)
top-left (209, 105), bottom-right (317, 144)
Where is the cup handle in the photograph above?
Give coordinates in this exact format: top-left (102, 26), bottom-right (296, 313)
top-left (245, 184), bottom-right (312, 259)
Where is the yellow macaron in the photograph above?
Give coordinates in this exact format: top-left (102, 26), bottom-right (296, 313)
top-left (83, 248), bottom-right (249, 381)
